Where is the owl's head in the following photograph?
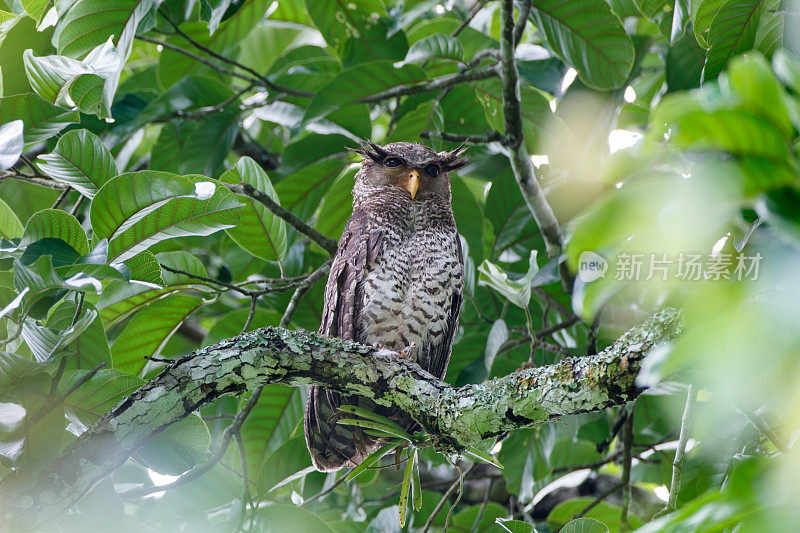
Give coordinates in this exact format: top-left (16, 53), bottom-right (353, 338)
top-left (350, 141), bottom-right (468, 201)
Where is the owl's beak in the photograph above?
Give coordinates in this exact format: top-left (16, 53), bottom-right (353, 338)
top-left (402, 170), bottom-right (420, 199)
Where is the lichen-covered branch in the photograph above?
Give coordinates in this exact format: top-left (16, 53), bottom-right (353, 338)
top-left (0, 309), bottom-right (681, 529)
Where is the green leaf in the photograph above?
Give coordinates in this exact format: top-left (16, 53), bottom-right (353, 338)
top-left (344, 439), bottom-right (402, 482)
top-left (304, 0), bottom-right (385, 48)
top-left (242, 386), bottom-right (303, 478)
top-left (36, 128), bottom-right (118, 197)
top-left (0, 351), bottom-right (42, 387)
top-left (222, 157), bottom-right (288, 262)
top-left (124, 251), bottom-right (164, 285)
top-left (0, 93), bottom-right (79, 144)
top-left (255, 436), bottom-right (312, 495)
top-left (23, 43), bottom-right (117, 115)
top-left (133, 414), bottom-right (210, 475)
top-left (46, 300), bottom-right (110, 371)
top-left (477, 251), bottom-right (539, 309)
top-left (337, 418), bottom-right (414, 442)
top-left (337, 404), bottom-right (410, 437)
top-left (693, 0), bottom-right (727, 47)
top-left (60, 368), bottom-right (142, 426)
top-left (110, 294), bottom-right (204, 374)
top-left (0, 119), bottom-right (23, 170)
top-left (304, 61), bottom-right (428, 123)
top-left (18, 237), bottom-right (81, 268)
top-left (703, 0), bottom-right (763, 80)
top-left (561, 518), bottom-right (610, 533)
top-left (496, 519), bottom-right (535, 533)
top-left (258, 504), bottom-right (335, 533)
top-left (398, 448), bottom-right (414, 528)
top-left (20, 209), bottom-right (89, 256)
top-left (0, 197), bottom-right (23, 239)
top-left (21, 304), bottom-right (99, 361)
top-left (274, 157), bottom-right (344, 222)
top-left (723, 53), bottom-right (792, 136)
top-left (90, 171), bottom-right (242, 262)
top-left (404, 33), bottom-right (463, 63)
top-left (464, 445), bottom-right (504, 469)
top-left (21, 0), bottom-right (50, 22)
top-left (530, 0), bottom-right (635, 89)
top-left (53, 0), bottom-right (154, 59)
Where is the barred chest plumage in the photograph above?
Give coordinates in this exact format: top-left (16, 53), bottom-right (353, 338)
top-left (355, 193), bottom-right (463, 368)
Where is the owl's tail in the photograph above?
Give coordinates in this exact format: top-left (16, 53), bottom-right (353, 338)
top-left (304, 386), bottom-right (380, 472)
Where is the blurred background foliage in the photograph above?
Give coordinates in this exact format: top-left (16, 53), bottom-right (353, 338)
top-left (1, 0), bottom-right (800, 531)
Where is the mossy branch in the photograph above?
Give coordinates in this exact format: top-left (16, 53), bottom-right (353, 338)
top-left (0, 309), bottom-right (681, 529)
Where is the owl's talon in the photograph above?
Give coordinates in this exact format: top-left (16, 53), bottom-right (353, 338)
top-left (398, 342), bottom-right (416, 358)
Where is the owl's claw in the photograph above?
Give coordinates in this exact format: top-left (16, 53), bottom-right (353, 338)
top-left (399, 342), bottom-right (416, 359)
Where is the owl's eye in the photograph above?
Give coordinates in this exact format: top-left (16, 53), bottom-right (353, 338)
top-left (383, 157), bottom-right (403, 167)
top-left (424, 164), bottom-right (440, 177)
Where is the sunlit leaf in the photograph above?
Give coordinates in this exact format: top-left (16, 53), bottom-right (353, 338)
top-left (36, 129), bottom-right (118, 197)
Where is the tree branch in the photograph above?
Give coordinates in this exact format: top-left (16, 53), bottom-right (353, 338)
top-left (0, 308), bottom-right (680, 528)
top-left (498, 0), bottom-right (572, 292)
top-left (227, 182), bottom-right (339, 256)
top-left (358, 65), bottom-right (499, 104)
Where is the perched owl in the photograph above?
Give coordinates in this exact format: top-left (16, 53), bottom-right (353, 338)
top-left (304, 141), bottom-right (468, 472)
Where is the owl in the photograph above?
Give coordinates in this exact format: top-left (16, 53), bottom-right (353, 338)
top-left (304, 141), bottom-right (468, 472)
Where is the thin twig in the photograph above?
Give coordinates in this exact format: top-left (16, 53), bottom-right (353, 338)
top-left (421, 463), bottom-right (477, 533)
top-left (1, 169), bottom-right (67, 189)
top-left (421, 130), bottom-right (507, 145)
top-left (135, 35), bottom-right (261, 87)
top-left (620, 406), bottom-right (635, 531)
top-left (301, 473), bottom-right (348, 505)
top-left (69, 196), bottom-right (86, 217)
top-left (655, 385), bottom-right (696, 517)
top-left (453, 0), bottom-right (489, 37)
top-left (121, 386), bottom-right (264, 499)
top-left (574, 483), bottom-right (622, 519)
top-left (513, 0), bottom-right (532, 46)
top-left (279, 261), bottom-right (331, 328)
top-left (234, 432), bottom-right (250, 531)
top-left (228, 182), bottom-right (339, 255)
top-left (158, 12), bottom-right (313, 98)
top-left (359, 65), bottom-right (499, 104)
top-left (240, 296), bottom-right (258, 335)
top-left (51, 187), bottom-right (71, 209)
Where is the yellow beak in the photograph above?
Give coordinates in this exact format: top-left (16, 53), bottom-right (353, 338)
top-left (402, 169), bottom-right (420, 199)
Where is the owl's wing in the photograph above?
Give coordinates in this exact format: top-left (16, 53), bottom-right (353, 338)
top-left (318, 208), bottom-right (383, 339)
top-left (306, 209), bottom-right (384, 471)
top-left (422, 236), bottom-right (463, 380)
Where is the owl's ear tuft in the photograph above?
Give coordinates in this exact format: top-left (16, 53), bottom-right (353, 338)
top-left (439, 142), bottom-right (469, 172)
top-left (347, 140), bottom-right (387, 162)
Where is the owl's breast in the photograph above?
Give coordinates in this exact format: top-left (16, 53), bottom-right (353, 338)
top-left (356, 222), bottom-right (462, 360)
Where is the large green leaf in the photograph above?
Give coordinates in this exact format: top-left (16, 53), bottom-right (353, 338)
top-left (304, 0), bottom-right (384, 48)
top-left (124, 250), bottom-right (164, 285)
top-left (60, 368), bottom-right (141, 426)
top-left (222, 157), bottom-right (288, 262)
top-left (0, 197), bottom-right (23, 239)
top-left (530, 0), bottom-right (635, 89)
top-left (36, 129), bottom-right (118, 197)
top-left (303, 61), bottom-right (428, 123)
top-left (0, 93), bottom-right (79, 144)
top-left (133, 413), bottom-right (211, 475)
top-left (0, 119), bottom-right (23, 170)
top-left (47, 301), bottom-right (110, 371)
top-left (693, 0), bottom-right (727, 47)
top-left (242, 385), bottom-right (303, 478)
top-left (23, 40), bottom-right (118, 116)
top-left (90, 171), bottom-right (242, 262)
top-left (111, 293), bottom-right (204, 374)
top-left (150, 110), bottom-right (239, 176)
top-left (53, 0), bottom-right (154, 59)
top-left (20, 209), bottom-right (90, 256)
top-left (274, 157), bottom-right (344, 222)
top-left (404, 33), bottom-right (463, 63)
top-left (703, 0), bottom-right (763, 79)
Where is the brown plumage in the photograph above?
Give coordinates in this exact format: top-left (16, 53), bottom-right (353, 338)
top-left (304, 141), bottom-right (467, 472)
